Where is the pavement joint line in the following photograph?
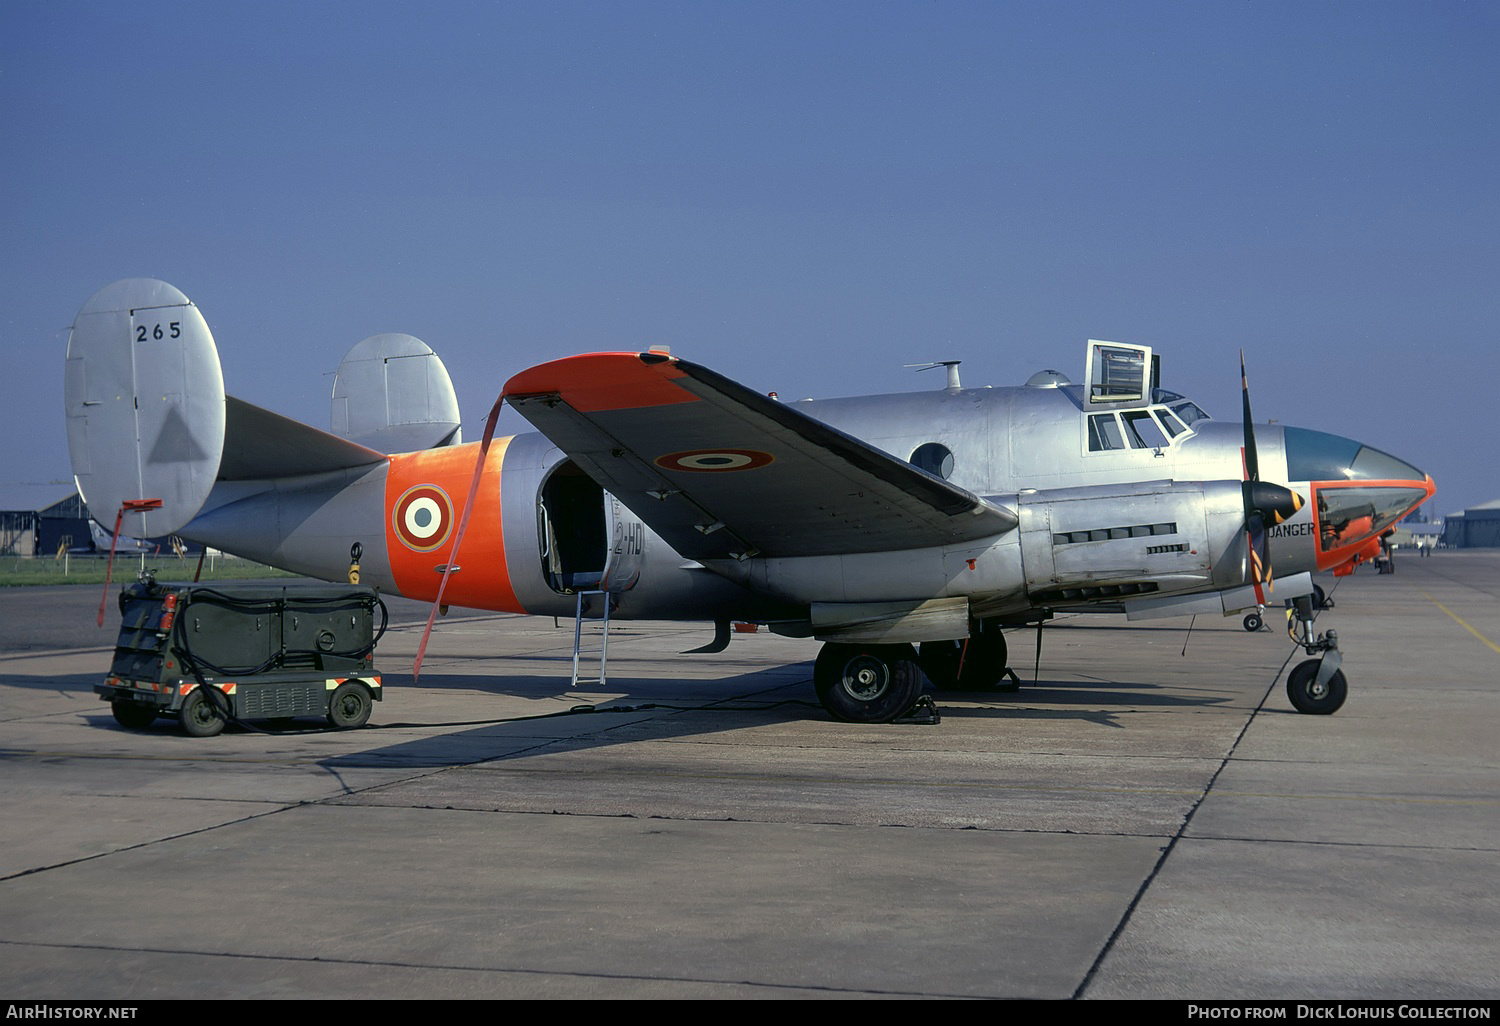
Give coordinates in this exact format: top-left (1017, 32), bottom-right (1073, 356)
top-left (0, 646), bottom-right (115, 662)
top-left (0, 803), bottom-right (298, 883)
top-left (1177, 833), bottom-right (1500, 853)
top-left (1072, 657), bottom-right (1287, 999)
top-left (1417, 590), bottom-right (1500, 655)
top-left (0, 756), bottom-right (503, 883)
top-left (0, 938), bottom-right (977, 999)
top-left (6, 748), bottom-right (1493, 803)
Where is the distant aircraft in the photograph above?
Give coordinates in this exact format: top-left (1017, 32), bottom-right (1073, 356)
top-left (63, 279), bottom-right (1434, 722)
top-left (86, 519), bottom-right (157, 554)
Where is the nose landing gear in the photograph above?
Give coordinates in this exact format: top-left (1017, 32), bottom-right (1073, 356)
top-left (1285, 594), bottom-right (1346, 714)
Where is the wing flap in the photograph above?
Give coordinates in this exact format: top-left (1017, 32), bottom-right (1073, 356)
top-left (503, 353), bottom-right (1016, 559)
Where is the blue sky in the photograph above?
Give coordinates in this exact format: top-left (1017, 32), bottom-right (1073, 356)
top-left (4, 0), bottom-right (1497, 515)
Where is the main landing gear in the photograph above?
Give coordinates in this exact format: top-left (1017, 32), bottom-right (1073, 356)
top-left (813, 643), bottom-right (926, 723)
top-left (812, 622), bottom-right (1022, 724)
top-left (918, 621), bottom-right (1020, 693)
top-left (1285, 593), bottom-right (1346, 715)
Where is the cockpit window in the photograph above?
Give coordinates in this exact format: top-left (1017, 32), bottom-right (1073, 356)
top-left (1170, 400), bottom-right (1209, 426)
top-left (1285, 428), bottom-right (1425, 482)
top-left (1089, 408), bottom-right (1184, 452)
top-left (1349, 445), bottom-right (1425, 482)
top-left (1088, 413), bottom-right (1127, 451)
top-left (1122, 411), bottom-right (1170, 449)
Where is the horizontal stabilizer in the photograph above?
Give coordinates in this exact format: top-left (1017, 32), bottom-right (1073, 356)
top-left (222, 396), bottom-right (386, 480)
top-left (503, 352), bottom-right (1018, 560)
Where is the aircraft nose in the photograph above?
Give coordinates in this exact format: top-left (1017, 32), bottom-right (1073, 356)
top-left (1282, 426), bottom-right (1435, 568)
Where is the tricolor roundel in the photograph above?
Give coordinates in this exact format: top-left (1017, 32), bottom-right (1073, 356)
top-left (654, 448), bottom-right (775, 473)
top-left (392, 483), bottom-right (454, 552)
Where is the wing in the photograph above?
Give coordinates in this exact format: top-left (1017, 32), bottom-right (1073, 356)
top-left (502, 352), bottom-right (1017, 560)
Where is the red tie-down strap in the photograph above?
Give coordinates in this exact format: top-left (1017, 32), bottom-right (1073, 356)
top-left (97, 499), bottom-right (163, 627)
top-left (412, 395), bottom-right (505, 682)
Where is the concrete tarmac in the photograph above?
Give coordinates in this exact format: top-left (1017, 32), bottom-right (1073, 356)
top-left (1, 552), bottom-right (1496, 999)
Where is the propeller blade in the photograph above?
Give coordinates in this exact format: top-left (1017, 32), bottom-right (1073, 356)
top-left (1238, 352), bottom-right (1300, 602)
top-left (1245, 507), bottom-right (1269, 606)
top-left (1240, 349), bottom-right (1260, 484)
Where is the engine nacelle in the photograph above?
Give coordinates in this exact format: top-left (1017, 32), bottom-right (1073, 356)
top-left (1017, 480), bottom-right (1246, 606)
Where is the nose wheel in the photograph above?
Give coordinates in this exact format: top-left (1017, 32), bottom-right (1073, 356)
top-left (1287, 659), bottom-right (1347, 715)
top-left (1284, 595), bottom-right (1346, 714)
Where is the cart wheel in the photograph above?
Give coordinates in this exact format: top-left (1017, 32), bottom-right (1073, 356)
top-left (180, 687), bottom-right (228, 738)
top-left (326, 682), bottom-right (372, 729)
top-left (1243, 612), bottom-right (1263, 632)
top-left (111, 700), bottom-right (157, 729)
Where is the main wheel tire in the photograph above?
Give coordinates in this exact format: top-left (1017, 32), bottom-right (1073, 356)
top-left (111, 700), bottom-right (157, 729)
top-left (1287, 659), bottom-right (1347, 715)
top-left (919, 628), bottom-right (1010, 691)
top-left (326, 681), bottom-right (373, 729)
top-left (918, 639), bottom-right (963, 689)
top-left (1312, 584), bottom-right (1328, 609)
top-left (179, 687), bottom-right (228, 737)
top-left (814, 643), bottom-right (923, 723)
top-left (1243, 612), bottom-right (1264, 632)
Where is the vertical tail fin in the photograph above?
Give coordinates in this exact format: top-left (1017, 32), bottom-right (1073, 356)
top-left (330, 333), bottom-right (461, 454)
top-left (64, 279), bottom-right (225, 537)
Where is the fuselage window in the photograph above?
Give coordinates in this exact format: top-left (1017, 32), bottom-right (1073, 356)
top-left (1154, 409), bottom-right (1185, 438)
top-left (910, 442), bottom-right (955, 479)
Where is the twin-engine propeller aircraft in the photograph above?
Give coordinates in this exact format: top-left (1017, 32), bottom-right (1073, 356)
top-left (64, 279), bottom-right (1435, 722)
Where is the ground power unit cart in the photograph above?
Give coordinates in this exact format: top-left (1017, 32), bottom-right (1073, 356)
top-left (97, 576), bottom-right (387, 737)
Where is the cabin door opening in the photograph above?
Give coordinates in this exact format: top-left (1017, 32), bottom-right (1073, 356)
top-left (538, 460), bottom-right (606, 594)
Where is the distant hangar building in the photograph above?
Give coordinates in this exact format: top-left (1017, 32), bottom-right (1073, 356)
top-left (1441, 499), bottom-right (1500, 549)
top-left (1, 493), bottom-right (91, 557)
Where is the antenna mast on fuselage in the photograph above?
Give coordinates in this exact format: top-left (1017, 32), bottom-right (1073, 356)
top-left (905, 360), bottom-right (962, 390)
